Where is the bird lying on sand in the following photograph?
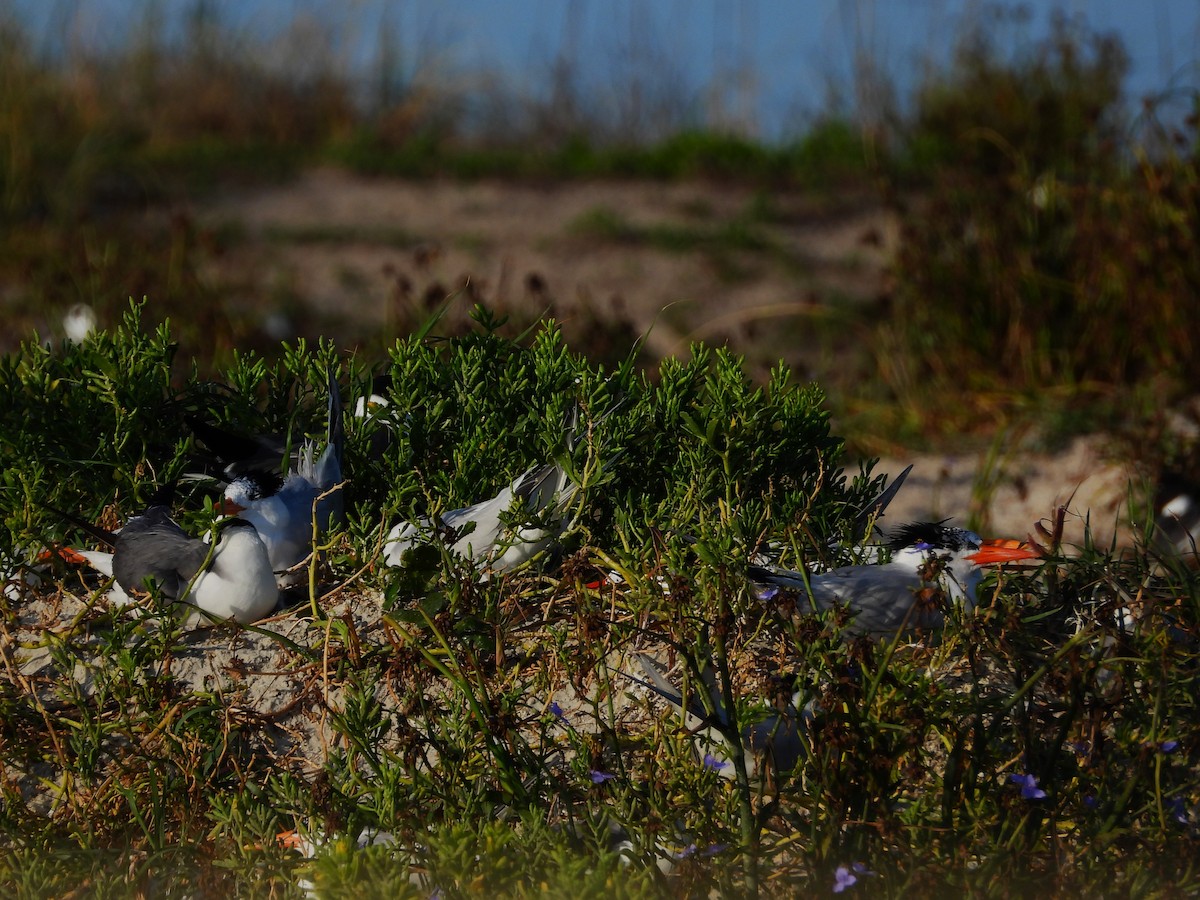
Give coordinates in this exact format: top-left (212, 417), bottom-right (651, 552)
top-left (633, 652), bottom-right (810, 781)
top-left (200, 368), bottom-right (345, 584)
top-left (749, 522), bottom-right (1040, 636)
top-left (55, 502), bottom-right (277, 626)
top-left (384, 461), bottom-right (578, 576)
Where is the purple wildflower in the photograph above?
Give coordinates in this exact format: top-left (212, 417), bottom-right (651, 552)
top-left (703, 752), bottom-right (729, 772)
top-left (1083, 795), bottom-right (1098, 811)
top-left (550, 701), bottom-right (568, 723)
top-left (832, 865), bottom-right (858, 893)
top-left (675, 843), bottom-right (697, 859)
top-left (589, 769), bottom-right (615, 784)
top-left (1161, 740), bottom-right (1179, 753)
top-left (757, 586), bottom-right (780, 602)
top-left (1010, 773), bottom-right (1047, 800)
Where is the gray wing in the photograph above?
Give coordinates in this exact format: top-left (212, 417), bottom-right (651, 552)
top-left (515, 463), bottom-right (579, 521)
top-left (114, 510), bottom-right (209, 599)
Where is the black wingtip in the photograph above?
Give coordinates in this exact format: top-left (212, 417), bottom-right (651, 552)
top-left (43, 504), bottom-right (119, 549)
top-left (850, 463), bottom-right (914, 541)
top-left (326, 364), bottom-right (345, 464)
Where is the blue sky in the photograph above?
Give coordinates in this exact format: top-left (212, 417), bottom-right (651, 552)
top-left (14, 0), bottom-right (1200, 138)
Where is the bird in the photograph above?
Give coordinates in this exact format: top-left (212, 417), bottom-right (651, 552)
top-left (189, 367), bottom-right (345, 484)
top-left (2, 547), bottom-right (46, 602)
top-left (187, 414), bottom-right (293, 482)
top-left (633, 652), bottom-right (810, 781)
top-left (351, 372), bottom-right (397, 460)
top-left (213, 369), bottom-right (345, 583)
top-left (383, 461), bottom-right (578, 575)
top-left (54, 503), bottom-right (278, 626)
top-left (1153, 470), bottom-right (1200, 560)
top-left (352, 372), bottom-right (392, 420)
top-left (749, 522), bottom-right (1040, 636)
top-left (62, 303), bottom-right (97, 343)
top-left (278, 826), bottom-right (402, 899)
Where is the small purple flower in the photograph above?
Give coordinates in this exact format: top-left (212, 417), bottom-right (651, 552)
top-left (589, 769), bottom-right (615, 784)
top-left (675, 843), bottom-right (697, 859)
top-left (832, 863), bottom-right (873, 892)
top-left (1083, 795), bottom-right (1098, 811)
top-left (757, 586), bottom-right (780, 602)
top-left (1010, 773), bottom-right (1046, 800)
top-left (1160, 740), bottom-right (1179, 753)
top-left (550, 701), bottom-right (568, 723)
top-left (702, 843), bottom-right (728, 857)
top-left (832, 865), bottom-right (858, 893)
top-left (914, 541), bottom-right (933, 551)
top-left (703, 752), bottom-right (728, 772)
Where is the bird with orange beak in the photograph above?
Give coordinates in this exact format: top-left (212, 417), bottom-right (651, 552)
top-left (750, 522), bottom-right (1040, 636)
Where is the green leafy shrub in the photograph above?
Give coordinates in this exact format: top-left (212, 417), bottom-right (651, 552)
top-left (870, 15), bottom-right (1200, 440)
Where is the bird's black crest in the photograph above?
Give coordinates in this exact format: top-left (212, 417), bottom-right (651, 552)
top-left (236, 469), bottom-right (285, 501)
top-left (887, 521), bottom-right (975, 552)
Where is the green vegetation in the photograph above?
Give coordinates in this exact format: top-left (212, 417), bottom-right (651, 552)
top-left (0, 307), bottom-right (1197, 895)
top-left (853, 14), bottom-right (1200, 446)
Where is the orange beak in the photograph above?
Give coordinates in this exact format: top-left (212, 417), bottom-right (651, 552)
top-left (217, 498), bottom-right (245, 516)
top-left (38, 546), bottom-right (91, 565)
top-left (967, 539), bottom-right (1041, 566)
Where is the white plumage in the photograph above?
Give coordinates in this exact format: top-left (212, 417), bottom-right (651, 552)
top-left (384, 462), bottom-right (577, 574)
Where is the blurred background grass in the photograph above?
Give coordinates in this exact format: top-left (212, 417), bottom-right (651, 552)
top-left (0, 1), bottom-right (1198, 458)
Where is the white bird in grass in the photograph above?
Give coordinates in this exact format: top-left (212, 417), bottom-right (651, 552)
top-left (1153, 471), bottom-right (1200, 561)
top-left (749, 522), bottom-right (1040, 637)
top-left (384, 462), bottom-right (578, 575)
top-left (55, 504), bottom-right (278, 626)
top-left (278, 826), bottom-right (412, 899)
top-left (62, 303), bottom-right (97, 343)
top-left (634, 652), bottom-right (810, 781)
top-left (212, 370), bottom-right (346, 584)
top-left (2, 547), bottom-right (46, 602)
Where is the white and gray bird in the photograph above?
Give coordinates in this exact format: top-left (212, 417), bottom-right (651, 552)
top-left (58, 504), bottom-right (278, 626)
top-left (634, 653), bottom-right (810, 781)
top-left (1153, 471), bottom-right (1200, 561)
top-left (214, 370), bottom-right (345, 583)
top-left (62, 303), bottom-right (97, 343)
top-left (749, 522), bottom-right (1039, 637)
top-left (384, 462), bottom-right (578, 575)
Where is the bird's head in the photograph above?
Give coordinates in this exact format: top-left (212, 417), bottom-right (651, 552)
top-left (888, 522), bottom-right (1040, 566)
top-left (219, 470), bottom-right (285, 515)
